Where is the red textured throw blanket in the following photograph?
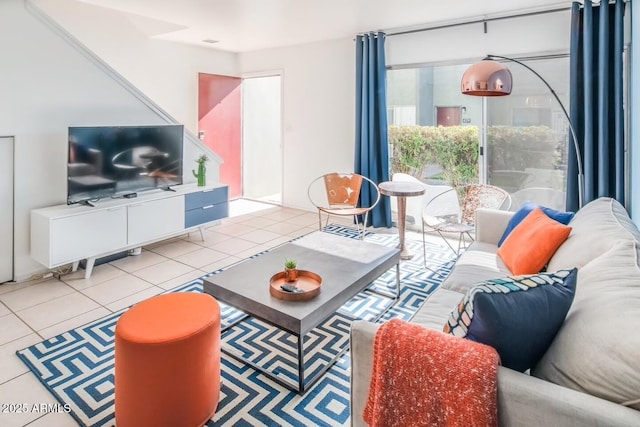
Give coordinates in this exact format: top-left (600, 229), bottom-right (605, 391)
top-left (363, 319), bottom-right (499, 427)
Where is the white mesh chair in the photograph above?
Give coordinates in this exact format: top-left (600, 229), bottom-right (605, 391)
top-left (422, 184), bottom-right (511, 260)
top-left (307, 172), bottom-right (380, 239)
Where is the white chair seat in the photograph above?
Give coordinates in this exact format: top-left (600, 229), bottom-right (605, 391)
top-left (428, 219), bottom-right (475, 234)
top-left (422, 184), bottom-right (511, 261)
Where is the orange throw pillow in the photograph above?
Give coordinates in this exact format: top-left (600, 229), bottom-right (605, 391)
top-left (498, 208), bottom-right (571, 275)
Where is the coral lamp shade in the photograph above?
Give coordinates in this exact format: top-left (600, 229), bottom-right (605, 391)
top-left (461, 59), bottom-right (513, 96)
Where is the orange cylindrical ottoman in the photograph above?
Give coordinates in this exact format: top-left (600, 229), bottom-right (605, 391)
top-left (114, 292), bottom-right (221, 427)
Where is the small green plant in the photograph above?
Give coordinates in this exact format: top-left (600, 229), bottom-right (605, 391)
top-left (284, 259), bottom-right (298, 282)
top-left (192, 154), bottom-right (209, 186)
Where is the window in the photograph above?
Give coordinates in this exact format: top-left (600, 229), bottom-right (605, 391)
top-left (387, 56), bottom-right (570, 209)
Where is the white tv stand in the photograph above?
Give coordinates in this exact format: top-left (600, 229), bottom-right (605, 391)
top-left (31, 183), bottom-right (228, 279)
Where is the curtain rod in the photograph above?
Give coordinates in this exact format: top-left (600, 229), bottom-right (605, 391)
top-left (384, 6), bottom-right (571, 37)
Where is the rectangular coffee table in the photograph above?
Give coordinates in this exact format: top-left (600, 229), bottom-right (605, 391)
top-left (203, 231), bottom-right (401, 393)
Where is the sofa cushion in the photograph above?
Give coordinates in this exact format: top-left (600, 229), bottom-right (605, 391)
top-left (441, 242), bottom-right (512, 293)
top-left (547, 197), bottom-right (640, 271)
top-left (411, 288), bottom-right (465, 331)
top-left (498, 201), bottom-right (574, 247)
top-left (498, 208), bottom-right (571, 275)
top-left (444, 269), bottom-right (577, 372)
top-left (533, 240), bottom-right (640, 410)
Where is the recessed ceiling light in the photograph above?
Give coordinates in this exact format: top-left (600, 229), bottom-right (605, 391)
top-left (202, 39), bottom-right (219, 44)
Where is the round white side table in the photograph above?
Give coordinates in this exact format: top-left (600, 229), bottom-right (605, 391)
top-left (378, 181), bottom-right (426, 260)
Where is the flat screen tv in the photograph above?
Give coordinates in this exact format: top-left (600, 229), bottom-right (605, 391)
top-left (67, 125), bottom-right (184, 205)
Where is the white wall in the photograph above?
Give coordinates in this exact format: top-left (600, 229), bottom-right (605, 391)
top-left (32, 0), bottom-right (238, 134)
top-left (239, 38), bottom-right (355, 211)
top-left (1, 0), bottom-right (231, 281)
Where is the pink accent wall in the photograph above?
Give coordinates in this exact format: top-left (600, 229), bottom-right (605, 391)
top-left (198, 73), bottom-right (242, 199)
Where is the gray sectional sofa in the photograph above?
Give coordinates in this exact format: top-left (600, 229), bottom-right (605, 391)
top-left (350, 197), bottom-right (640, 426)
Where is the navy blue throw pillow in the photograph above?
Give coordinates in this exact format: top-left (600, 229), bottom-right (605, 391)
top-left (444, 268), bottom-right (577, 372)
top-left (498, 202), bottom-right (574, 247)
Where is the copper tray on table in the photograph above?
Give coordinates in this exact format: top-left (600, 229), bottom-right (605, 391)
top-left (269, 270), bottom-right (322, 301)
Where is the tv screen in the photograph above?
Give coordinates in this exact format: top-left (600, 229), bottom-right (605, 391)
top-left (67, 125), bottom-right (184, 204)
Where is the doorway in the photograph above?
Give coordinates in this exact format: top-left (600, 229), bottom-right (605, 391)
top-left (436, 106), bottom-right (462, 126)
top-left (198, 74), bottom-right (282, 203)
top-left (242, 75), bottom-right (282, 204)
top-left (0, 136), bottom-right (14, 283)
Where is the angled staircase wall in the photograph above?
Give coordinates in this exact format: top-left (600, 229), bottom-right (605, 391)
top-left (26, 0), bottom-right (224, 170)
top-left (1, 0), bottom-right (226, 280)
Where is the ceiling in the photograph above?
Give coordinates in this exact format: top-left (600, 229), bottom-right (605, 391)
top-left (76, 0), bottom-right (571, 53)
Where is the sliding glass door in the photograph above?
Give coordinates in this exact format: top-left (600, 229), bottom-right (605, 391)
top-left (387, 55), bottom-right (570, 210)
top-left (485, 57), bottom-right (570, 210)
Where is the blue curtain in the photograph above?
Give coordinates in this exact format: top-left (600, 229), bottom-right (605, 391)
top-left (355, 32), bottom-right (391, 228)
top-left (568, 0), bottom-right (625, 211)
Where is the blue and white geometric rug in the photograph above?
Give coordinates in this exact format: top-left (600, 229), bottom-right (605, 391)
top-left (17, 226), bottom-right (454, 427)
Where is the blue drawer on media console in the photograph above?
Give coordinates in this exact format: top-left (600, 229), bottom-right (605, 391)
top-left (185, 186), bottom-right (228, 211)
top-left (185, 202), bottom-right (229, 228)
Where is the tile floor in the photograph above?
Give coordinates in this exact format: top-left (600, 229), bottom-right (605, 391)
top-left (0, 199), bottom-right (438, 427)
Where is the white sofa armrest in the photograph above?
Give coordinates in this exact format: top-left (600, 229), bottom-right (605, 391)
top-left (350, 320), bottom-right (640, 427)
top-left (498, 367), bottom-right (640, 426)
top-left (475, 208), bottom-right (514, 245)
top-left (350, 320), bottom-right (377, 427)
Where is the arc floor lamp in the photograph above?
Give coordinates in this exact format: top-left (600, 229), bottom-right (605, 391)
top-left (460, 54), bottom-right (584, 208)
